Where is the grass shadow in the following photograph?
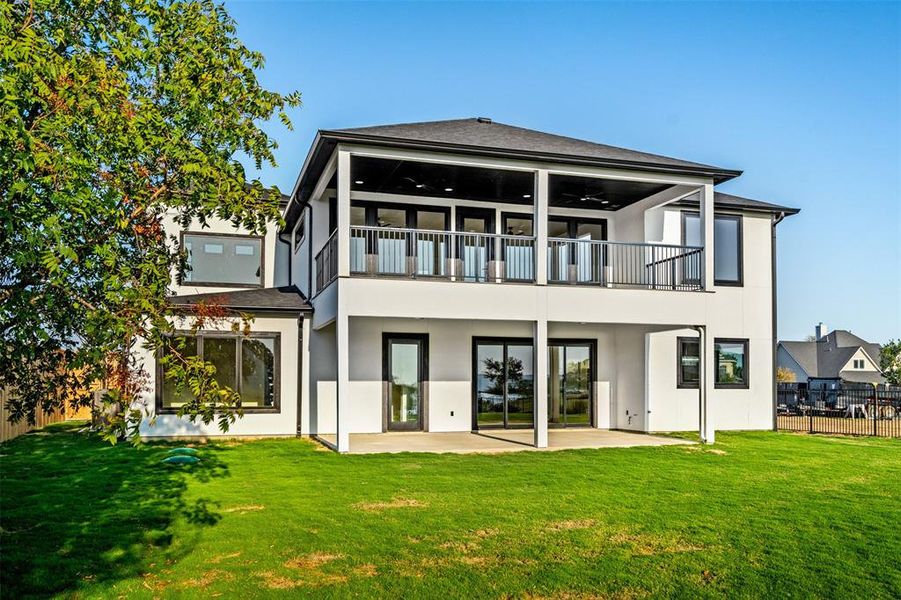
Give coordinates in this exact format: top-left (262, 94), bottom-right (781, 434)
top-left (0, 422), bottom-right (230, 598)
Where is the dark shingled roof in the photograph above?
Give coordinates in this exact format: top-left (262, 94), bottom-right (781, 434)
top-left (677, 191), bottom-right (800, 215)
top-left (779, 330), bottom-right (884, 382)
top-left (330, 118), bottom-right (735, 174)
top-left (286, 118), bottom-right (746, 227)
top-left (169, 285), bottom-right (311, 313)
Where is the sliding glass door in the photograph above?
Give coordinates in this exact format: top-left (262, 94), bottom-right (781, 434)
top-left (549, 342), bottom-right (594, 427)
top-left (473, 339), bottom-right (534, 429)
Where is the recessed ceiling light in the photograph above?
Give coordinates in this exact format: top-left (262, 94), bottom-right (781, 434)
top-left (415, 184), bottom-right (425, 189)
top-left (354, 180), bottom-right (364, 185)
top-left (523, 194), bottom-right (532, 199)
top-left (601, 200), bottom-right (609, 204)
top-left (444, 187), bottom-right (454, 192)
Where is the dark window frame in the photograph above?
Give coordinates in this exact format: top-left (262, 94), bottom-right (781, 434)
top-left (676, 336), bottom-right (701, 389)
top-left (548, 338), bottom-right (596, 429)
top-left (180, 230), bottom-right (265, 289)
top-left (471, 336), bottom-right (535, 431)
top-left (382, 332), bottom-right (429, 432)
top-left (351, 200), bottom-right (451, 230)
top-left (155, 331), bottom-right (281, 414)
top-left (714, 338), bottom-right (750, 389)
top-left (293, 211), bottom-right (305, 254)
top-left (681, 211), bottom-right (744, 287)
top-left (546, 215), bottom-right (608, 241)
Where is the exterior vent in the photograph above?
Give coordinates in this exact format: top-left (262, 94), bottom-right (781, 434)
top-left (476, 117), bottom-right (492, 124)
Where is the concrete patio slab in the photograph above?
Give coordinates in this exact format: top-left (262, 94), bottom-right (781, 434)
top-left (316, 429), bottom-right (694, 454)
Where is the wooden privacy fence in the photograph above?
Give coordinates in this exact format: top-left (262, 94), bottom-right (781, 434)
top-left (0, 387), bottom-right (93, 443)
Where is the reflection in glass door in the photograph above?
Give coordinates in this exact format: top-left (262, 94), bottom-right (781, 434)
top-left (474, 339), bottom-right (534, 429)
top-left (385, 335), bottom-right (427, 431)
top-left (549, 342), bottom-right (593, 427)
top-left (457, 209), bottom-right (494, 282)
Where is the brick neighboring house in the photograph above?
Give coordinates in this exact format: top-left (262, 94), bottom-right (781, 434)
top-left (777, 323), bottom-right (885, 388)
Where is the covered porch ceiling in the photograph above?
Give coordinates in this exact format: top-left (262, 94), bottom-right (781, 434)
top-left (348, 156), bottom-right (676, 211)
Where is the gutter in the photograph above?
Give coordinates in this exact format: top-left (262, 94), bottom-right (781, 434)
top-left (771, 210), bottom-right (786, 430)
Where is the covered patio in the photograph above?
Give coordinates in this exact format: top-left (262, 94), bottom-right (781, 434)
top-left (315, 429), bottom-right (693, 455)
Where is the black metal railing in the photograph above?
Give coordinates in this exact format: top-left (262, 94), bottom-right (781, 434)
top-left (349, 226), bottom-right (535, 283)
top-left (314, 230), bottom-right (338, 292)
top-left (547, 239), bottom-right (703, 291)
top-left (777, 382), bottom-right (901, 437)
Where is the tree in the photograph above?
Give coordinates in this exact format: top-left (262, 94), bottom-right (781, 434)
top-left (775, 367), bottom-right (796, 383)
top-left (880, 340), bottom-right (901, 386)
top-left (0, 0), bottom-right (300, 442)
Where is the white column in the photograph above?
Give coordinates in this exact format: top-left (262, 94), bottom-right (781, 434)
top-left (337, 149), bottom-right (351, 278)
top-left (299, 315), bottom-right (311, 435)
top-left (535, 170), bottom-right (549, 285)
top-left (699, 182), bottom-right (715, 291)
top-left (697, 325), bottom-right (715, 444)
top-left (534, 317), bottom-right (548, 448)
top-left (336, 295), bottom-right (350, 453)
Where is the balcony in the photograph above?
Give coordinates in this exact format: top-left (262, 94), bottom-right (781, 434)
top-left (315, 226), bottom-right (704, 292)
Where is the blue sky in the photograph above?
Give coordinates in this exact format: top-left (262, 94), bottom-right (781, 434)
top-left (225, 1), bottom-right (900, 343)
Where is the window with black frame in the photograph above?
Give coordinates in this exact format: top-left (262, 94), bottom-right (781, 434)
top-left (677, 337), bottom-right (700, 388)
top-left (158, 332), bottom-right (279, 411)
top-left (182, 233), bottom-right (262, 287)
top-left (293, 212), bottom-right (305, 253)
top-left (715, 339), bottom-right (749, 388)
top-left (682, 212), bottom-right (743, 286)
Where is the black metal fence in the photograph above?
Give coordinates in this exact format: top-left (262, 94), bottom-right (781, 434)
top-left (777, 382), bottom-right (901, 438)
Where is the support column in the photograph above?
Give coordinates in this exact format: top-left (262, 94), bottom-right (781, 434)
top-left (336, 300), bottom-right (350, 453)
top-left (697, 325), bottom-right (715, 444)
top-left (535, 170), bottom-right (549, 285)
top-left (534, 317), bottom-right (548, 448)
top-left (299, 315), bottom-right (311, 435)
top-left (336, 149), bottom-right (351, 278)
top-left (699, 182), bottom-right (715, 291)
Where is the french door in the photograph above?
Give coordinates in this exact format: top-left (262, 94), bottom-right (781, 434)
top-left (384, 334), bottom-right (428, 431)
top-left (548, 341), bottom-right (594, 427)
top-left (456, 208), bottom-right (495, 282)
top-left (473, 338), bottom-right (534, 429)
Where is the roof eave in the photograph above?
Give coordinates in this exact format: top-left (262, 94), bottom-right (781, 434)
top-left (319, 130), bottom-right (742, 183)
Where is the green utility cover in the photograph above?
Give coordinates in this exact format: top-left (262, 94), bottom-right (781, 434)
top-left (162, 455), bottom-right (200, 465)
top-left (167, 447), bottom-right (199, 456)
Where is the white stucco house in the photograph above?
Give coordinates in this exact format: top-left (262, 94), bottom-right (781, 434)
top-left (137, 118), bottom-right (800, 451)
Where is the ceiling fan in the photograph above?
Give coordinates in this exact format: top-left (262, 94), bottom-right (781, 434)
top-left (561, 191), bottom-right (607, 203)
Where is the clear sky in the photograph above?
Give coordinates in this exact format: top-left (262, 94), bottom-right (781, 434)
top-left (225, 0), bottom-right (900, 343)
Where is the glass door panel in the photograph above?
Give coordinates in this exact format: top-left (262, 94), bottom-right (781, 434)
top-left (502, 215), bottom-right (534, 281)
top-left (387, 338), bottom-right (423, 431)
top-left (548, 343), bottom-right (593, 427)
top-left (505, 345), bottom-right (534, 427)
top-left (415, 210), bottom-right (448, 276)
top-left (475, 343), bottom-right (505, 427)
top-left (457, 210), bottom-right (493, 282)
top-left (376, 208), bottom-right (407, 274)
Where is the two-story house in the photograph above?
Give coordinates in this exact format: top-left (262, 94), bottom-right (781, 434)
top-left (137, 118), bottom-right (799, 451)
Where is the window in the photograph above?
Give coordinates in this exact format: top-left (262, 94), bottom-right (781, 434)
top-left (182, 233), bottom-right (263, 287)
top-left (682, 213), bottom-right (743, 286)
top-left (852, 359), bottom-right (865, 369)
top-left (158, 332), bottom-right (279, 412)
top-left (293, 212), bottom-right (305, 253)
top-left (677, 337), bottom-right (700, 388)
top-left (715, 339), bottom-right (749, 388)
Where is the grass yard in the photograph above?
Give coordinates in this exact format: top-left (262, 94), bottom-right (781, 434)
top-left (1, 424), bottom-right (899, 599)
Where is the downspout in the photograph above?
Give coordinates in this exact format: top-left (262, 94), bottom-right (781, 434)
top-left (306, 203), bottom-right (313, 296)
top-left (771, 211), bottom-right (786, 430)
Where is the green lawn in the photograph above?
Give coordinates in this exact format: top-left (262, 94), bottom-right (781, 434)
top-left (2, 423), bottom-right (899, 599)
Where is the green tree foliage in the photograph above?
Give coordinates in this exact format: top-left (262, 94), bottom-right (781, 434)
top-left (0, 0), bottom-right (300, 441)
top-left (880, 340), bottom-right (901, 386)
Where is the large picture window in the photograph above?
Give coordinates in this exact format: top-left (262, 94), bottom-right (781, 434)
top-left (682, 212), bottom-right (743, 286)
top-left (677, 337), bottom-right (700, 389)
top-left (715, 339), bottom-right (749, 389)
top-left (158, 332), bottom-right (280, 412)
top-left (182, 232), bottom-right (263, 287)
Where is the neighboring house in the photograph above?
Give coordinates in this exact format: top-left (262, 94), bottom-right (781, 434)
top-left (136, 117), bottom-right (800, 450)
top-left (777, 323), bottom-right (885, 387)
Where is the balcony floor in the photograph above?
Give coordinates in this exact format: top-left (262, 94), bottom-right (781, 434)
top-left (315, 429), bottom-right (693, 454)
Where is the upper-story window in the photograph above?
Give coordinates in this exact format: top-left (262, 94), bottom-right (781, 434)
top-left (182, 232), bottom-right (263, 287)
top-left (852, 359), bottom-right (865, 369)
top-left (682, 212), bottom-right (743, 286)
top-left (293, 212), bottom-right (305, 254)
